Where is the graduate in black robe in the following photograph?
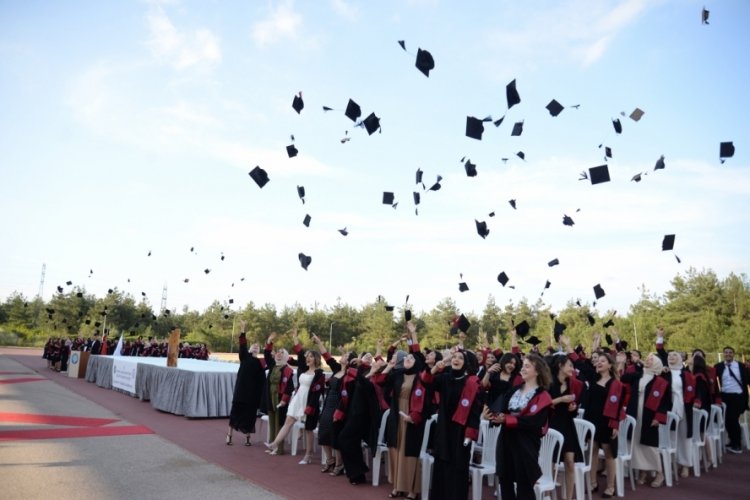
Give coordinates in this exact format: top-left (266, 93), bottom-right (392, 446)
top-left (227, 319), bottom-right (266, 446)
top-left (487, 353), bottom-right (553, 500)
top-left (425, 349), bottom-right (482, 500)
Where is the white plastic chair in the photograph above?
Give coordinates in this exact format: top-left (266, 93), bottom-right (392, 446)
top-left (691, 408), bottom-right (709, 477)
top-left (419, 414), bottom-right (438, 500)
top-left (470, 418), bottom-right (490, 462)
top-left (707, 404), bottom-right (724, 467)
top-left (615, 415), bottom-right (636, 497)
top-left (741, 411), bottom-right (750, 451)
top-left (720, 402), bottom-right (728, 450)
top-left (371, 409), bottom-right (391, 486)
top-left (470, 424), bottom-right (502, 500)
top-left (571, 418), bottom-right (595, 500)
top-left (290, 419), bottom-right (308, 456)
top-left (535, 428), bottom-right (564, 500)
top-left (658, 411), bottom-right (680, 487)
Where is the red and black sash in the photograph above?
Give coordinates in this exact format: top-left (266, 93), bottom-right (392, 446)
top-left (682, 369), bottom-right (696, 405)
top-left (451, 375), bottom-right (480, 426)
top-left (504, 389), bottom-right (553, 435)
top-left (644, 376), bottom-right (669, 413)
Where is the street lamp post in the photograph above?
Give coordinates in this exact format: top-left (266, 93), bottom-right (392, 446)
top-left (329, 322), bottom-right (333, 348)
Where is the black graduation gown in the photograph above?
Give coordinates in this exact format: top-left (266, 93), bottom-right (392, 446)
top-left (430, 371), bottom-right (482, 500)
top-left (622, 368), bottom-right (671, 447)
top-left (229, 337), bottom-right (266, 434)
top-left (548, 378), bottom-right (582, 460)
top-left (339, 367), bottom-right (380, 481)
top-left (495, 386), bottom-right (552, 486)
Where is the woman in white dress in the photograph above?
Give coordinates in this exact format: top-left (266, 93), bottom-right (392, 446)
top-left (265, 329), bottom-right (325, 465)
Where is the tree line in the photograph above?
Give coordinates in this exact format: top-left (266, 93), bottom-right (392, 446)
top-left (1, 268), bottom-right (748, 361)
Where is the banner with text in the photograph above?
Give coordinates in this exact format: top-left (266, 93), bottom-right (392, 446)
top-left (112, 357), bottom-right (138, 394)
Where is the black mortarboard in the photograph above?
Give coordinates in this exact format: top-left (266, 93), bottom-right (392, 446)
top-left (203, 268), bottom-right (210, 274)
top-left (612, 118), bottom-right (622, 134)
top-left (398, 40), bottom-right (406, 50)
top-left (603, 319), bottom-right (615, 328)
top-left (298, 252), bottom-right (312, 270)
top-left (455, 313), bottom-right (471, 334)
top-left (620, 340), bottom-right (629, 350)
top-left (303, 214), bottom-right (311, 227)
top-left (147, 250), bottom-right (152, 256)
top-left (338, 227), bottom-right (348, 236)
top-left (494, 116), bottom-right (505, 127)
top-left (662, 234), bottom-right (675, 251)
top-left (514, 320), bottom-right (530, 337)
top-left (589, 164), bottom-right (611, 185)
top-left (85, 319), bottom-right (91, 325)
top-left (292, 93), bottom-right (303, 114)
top-left (629, 108), bottom-right (644, 121)
top-left (516, 151), bottom-right (526, 161)
top-left (297, 185), bottom-right (305, 203)
top-left (604, 147), bottom-right (612, 158)
top-left (562, 215), bottom-right (575, 226)
top-left (286, 144), bottom-right (298, 158)
top-left (509, 199), bottom-right (517, 210)
top-left (415, 48), bottom-right (434, 77)
top-left (654, 155), bottom-right (665, 170)
top-left (385, 305), bottom-right (395, 312)
top-left (544, 280), bottom-right (551, 289)
top-left (249, 166), bottom-right (270, 188)
top-left (475, 220), bottom-right (489, 239)
top-left (631, 173), bottom-right (643, 182)
top-left (548, 258), bottom-right (559, 267)
top-left (506, 79), bottom-right (521, 109)
top-left (108, 288), bottom-right (113, 294)
top-left (228, 299), bottom-right (234, 304)
top-left (428, 175), bottom-right (442, 191)
top-left (702, 7), bottom-right (709, 24)
top-left (66, 281), bottom-right (72, 286)
top-left (345, 99), bottom-right (361, 122)
top-left (94, 321), bottom-right (101, 328)
top-left (586, 313), bottom-right (595, 326)
top-left (464, 160), bottom-right (477, 177)
top-left (605, 334), bottom-right (613, 346)
top-left (363, 113), bottom-right (381, 135)
top-left (405, 309), bottom-right (412, 321)
top-left (497, 272), bottom-right (509, 287)
top-left (413, 192), bottom-right (420, 206)
top-left (141, 291), bottom-right (146, 297)
top-left (416, 168), bottom-right (423, 184)
top-left (720, 142), bottom-right (735, 161)
top-left (553, 320), bottom-right (567, 341)
top-left (510, 121), bottom-right (524, 137)
top-left (546, 99), bottom-right (564, 117)
top-left (526, 336), bottom-right (542, 346)
top-left (76, 292), bottom-right (83, 298)
top-left (459, 282), bottom-right (469, 292)
top-left (466, 116), bottom-right (484, 140)
top-left (57, 286), bottom-right (63, 293)
top-left (382, 192), bottom-right (395, 205)
top-left (593, 284), bottom-right (606, 300)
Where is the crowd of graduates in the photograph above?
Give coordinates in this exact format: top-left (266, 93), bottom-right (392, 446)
top-left (42, 334), bottom-right (210, 372)
top-left (227, 318), bottom-right (750, 500)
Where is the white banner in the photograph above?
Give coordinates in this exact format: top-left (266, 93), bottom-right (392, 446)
top-left (112, 357), bottom-right (138, 394)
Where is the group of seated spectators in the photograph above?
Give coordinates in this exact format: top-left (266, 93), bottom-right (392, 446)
top-left (42, 334), bottom-right (211, 371)
top-left (226, 320), bottom-right (750, 500)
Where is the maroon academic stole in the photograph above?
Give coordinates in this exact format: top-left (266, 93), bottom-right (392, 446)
top-left (603, 379), bottom-right (626, 429)
top-left (408, 377), bottom-right (427, 425)
top-left (279, 365), bottom-right (294, 403)
top-left (333, 367), bottom-right (359, 422)
top-left (504, 390), bottom-right (553, 436)
top-left (644, 376), bottom-right (669, 424)
top-left (451, 375), bottom-right (480, 440)
top-left (682, 370), bottom-right (696, 405)
top-left (305, 370), bottom-right (326, 416)
top-left (569, 376), bottom-right (584, 404)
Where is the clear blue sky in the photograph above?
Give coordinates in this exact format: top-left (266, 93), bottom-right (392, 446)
top-left (1, 0), bottom-right (748, 318)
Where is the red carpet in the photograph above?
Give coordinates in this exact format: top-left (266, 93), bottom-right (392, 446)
top-left (0, 412), bottom-right (119, 427)
top-left (0, 377), bottom-right (46, 385)
top-left (0, 425), bottom-right (154, 441)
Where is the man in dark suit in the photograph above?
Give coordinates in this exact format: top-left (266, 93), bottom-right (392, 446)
top-left (714, 346), bottom-right (750, 454)
top-left (90, 333), bottom-right (102, 355)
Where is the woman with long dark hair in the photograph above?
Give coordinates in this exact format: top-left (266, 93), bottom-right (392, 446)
top-left (226, 318), bottom-right (266, 446)
top-left (316, 338), bottom-right (351, 475)
top-left (487, 353), bottom-right (553, 500)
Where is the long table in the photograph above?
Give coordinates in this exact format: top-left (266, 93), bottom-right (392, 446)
top-left (85, 355), bottom-right (238, 418)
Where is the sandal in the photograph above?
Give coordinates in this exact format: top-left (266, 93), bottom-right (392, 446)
top-left (388, 492), bottom-right (404, 498)
top-left (321, 460), bottom-right (335, 473)
top-left (330, 464), bottom-right (345, 476)
top-left (225, 433), bottom-right (232, 445)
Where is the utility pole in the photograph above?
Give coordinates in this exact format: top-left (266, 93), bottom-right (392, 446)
top-left (160, 282), bottom-right (168, 313)
top-left (329, 322), bottom-right (333, 348)
top-left (37, 263), bottom-right (46, 299)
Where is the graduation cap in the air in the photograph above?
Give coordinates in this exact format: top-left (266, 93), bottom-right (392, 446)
top-left (249, 166), bottom-right (270, 188)
top-left (292, 92), bottom-right (304, 114)
top-left (428, 175), bottom-right (443, 191)
top-left (415, 48), bottom-right (435, 77)
top-left (631, 172), bottom-right (644, 182)
top-left (383, 192), bottom-right (395, 205)
top-left (541, 280), bottom-right (551, 296)
top-left (338, 227), bottom-right (349, 236)
top-left (451, 313), bottom-right (471, 335)
top-left (506, 79), bottom-right (521, 109)
top-left (720, 142), bottom-right (735, 163)
top-left (510, 121), bottom-right (524, 137)
top-left (516, 151), bottom-right (526, 161)
top-left (553, 320), bottom-right (567, 342)
top-left (147, 250), bottom-right (152, 257)
top-left (65, 281), bottom-right (72, 286)
top-left (497, 272), bottom-right (510, 287)
top-left (603, 318), bottom-right (615, 329)
top-left (405, 309), bottom-right (412, 322)
top-left (586, 313), bottom-right (596, 326)
top-left (526, 336), bottom-right (542, 347)
top-left (385, 305), bottom-right (395, 312)
top-left (612, 119), bottom-right (622, 134)
top-left (345, 99), bottom-right (361, 122)
top-left (593, 284), bottom-right (606, 300)
top-left (546, 99), bottom-right (564, 117)
top-left (654, 155), bottom-right (665, 171)
top-left (303, 214), bottom-right (311, 227)
top-left (413, 192), bottom-right (420, 207)
top-left (286, 144), bottom-right (298, 158)
top-left (415, 168), bottom-right (423, 184)
top-left (298, 252), bottom-right (312, 271)
top-left (57, 286), bottom-right (63, 293)
top-left (605, 334), bottom-right (613, 346)
top-left (363, 113), bottom-right (381, 135)
top-left (459, 282), bottom-right (469, 292)
top-left (509, 199), bottom-right (517, 210)
top-left (629, 108), bottom-right (645, 121)
top-left (701, 7), bottom-right (710, 24)
top-left (588, 164), bottom-right (610, 185)
top-left (475, 220), bottom-right (490, 239)
top-left (562, 215), bottom-right (575, 226)
top-left (464, 159), bottom-right (477, 177)
top-left (662, 234), bottom-right (675, 251)
top-left (76, 292), bottom-right (83, 298)
top-left (514, 320), bottom-right (530, 337)
top-left (466, 116), bottom-right (484, 140)
top-left (604, 147), bottom-right (613, 159)
top-left (548, 258), bottom-right (559, 267)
